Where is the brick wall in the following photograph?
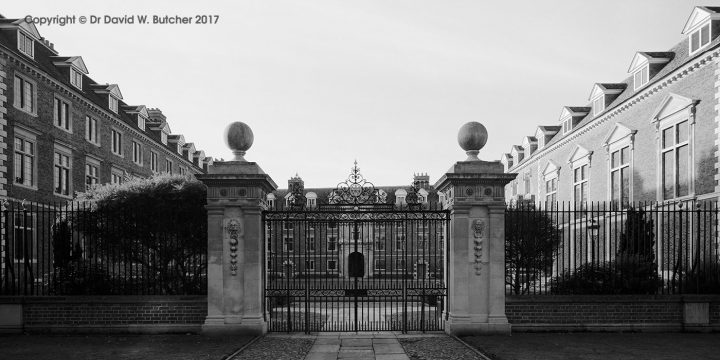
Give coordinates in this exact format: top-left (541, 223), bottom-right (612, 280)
top-left (1, 296), bottom-right (207, 333)
top-left (507, 295), bottom-right (720, 332)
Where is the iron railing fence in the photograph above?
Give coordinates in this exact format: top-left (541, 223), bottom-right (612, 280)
top-left (1, 201), bottom-right (207, 296)
top-left (506, 201), bottom-right (720, 295)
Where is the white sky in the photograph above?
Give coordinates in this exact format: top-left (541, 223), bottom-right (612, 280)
top-left (3, 0), bottom-right (715, 187)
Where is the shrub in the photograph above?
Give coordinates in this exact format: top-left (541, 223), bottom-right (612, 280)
top-left (551, 255), bottom-right (661, 295)
top-left (505, 203), bottom-right (560, 295)
top-left (51, 174), bottom-right (207, 295)
top-left (681, 256), bottom-right (720, 294)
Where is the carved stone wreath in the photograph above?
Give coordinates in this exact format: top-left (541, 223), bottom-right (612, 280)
top-left (226, 219), bottom-right (242, 276)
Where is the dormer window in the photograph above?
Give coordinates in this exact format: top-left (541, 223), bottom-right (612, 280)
top-left (138, 115), bottom-right (146, 131)
top-left (562, 118), bottom-right (572, 134)
top-left (70, 68), bottom-right (83, 89)
top-left (109, 96), bottom-right (119, 113)
top-left (161, 132), bottom-right (168, 145)
top-left (633, 66), bottom-right (649, 90)
top-left (17, 31), bottom-right (34, 58)
top-left (592, 96), bottom-right (604, 116)
top-left (690, 22), bottom-right (711, 54)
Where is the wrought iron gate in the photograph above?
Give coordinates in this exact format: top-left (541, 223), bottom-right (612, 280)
top-left (262, 164), bottom-right (449, 333)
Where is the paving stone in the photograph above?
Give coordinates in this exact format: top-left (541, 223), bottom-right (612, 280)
top-left (341, 338), bottom-right (373, 347)
top-left (373, 343), bottom-right (405, 354)
top-left (315, 337), bottom-right (342, 345)
top-left (310, 344), bottom-right (341, 353)
top-left (372, 338), bottom-right (399, 344)
top-left (337, 349), bottom-right (375, 359)
top-left (375, 355), bottom-right (411, 360)
top-left (305, 352), bottom-right (338, 360)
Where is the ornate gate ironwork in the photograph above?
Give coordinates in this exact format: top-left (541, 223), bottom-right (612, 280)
top-left (262, 163), bottom-right (449, 333)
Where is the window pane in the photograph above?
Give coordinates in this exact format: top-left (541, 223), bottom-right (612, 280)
top-left (691, 31), bottom-right (700, 52)
top-left (611, 170), bottom-right (620, 203)
top-left (676, 121), bottom-right (688, 143)
top-left (621, 167), bottom-right (630, 205)
top-left (611, 151), bottom-right (618, 168)
top-left (621, 147), bottom-right (629, 165)
top-left (662, 127), bottom-right (673, 148)
top-left (662, 151), bottom-right (674, 199)
top-left (677, 145), bottom-right (689, 197)
top-left (701, 24), bottom-right (710, 46)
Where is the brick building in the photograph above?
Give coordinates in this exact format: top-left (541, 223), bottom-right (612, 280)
top-left (501, 6), bottom-right (720, 207)
top-left (0, 16), bottom-right (211, 205)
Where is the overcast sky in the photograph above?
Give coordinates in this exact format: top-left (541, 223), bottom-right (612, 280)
top-left (3, 1), bottom-right (714, 188)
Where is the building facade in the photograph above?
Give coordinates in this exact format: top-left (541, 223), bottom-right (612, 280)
top-left (0, 16), bottom-right (211, 205)
top-left (502, 6), bottom-right (720, 208)
top-left (265, 173), bottom-right (447, 280)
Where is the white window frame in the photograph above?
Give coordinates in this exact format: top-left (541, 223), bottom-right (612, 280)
top-left (327, 236), bottom-right (338, 251)
top-left (165, 159), bottom-right (173, 174)
top-left (13, 127), bottom-right (37, 189)
top-left (542, 162), bottom-right (560, 205)
top-left (660, 119), bottom-right (692, 201)
top-left (111, 168), bottom-right (124, 185)
top-left (13, 73), bottom-right (37, 116)
top-left (53, 96), bottom-right (72, 133)
top-left (572, 163), bottom-right (589, 207)
top-left (179, 166), bottom-right (187, 175)
top-left (85, 157), bottom-right (100, 190)
top-left (132, 141), bottom-right (143, 166)
top-left (138, 115), bottom-right (146, 131)
top-left (70, 67), bottom-right (83, 90)
top-left (395, 258), bottom-right (406, 270)
top-left (161, 131), bottom-right (168, 145)
top-left (109, 96), bottom-right (119, 114)
top-left (17, 30), bottom-right (34, 58)
top-left (689, 22), bottom-right (711, 55)
top-left (609, 145), bottom-right (632, 209)
top-left (633, 65), bottom-right (649, 91)
top-left (283, 237), bottom-right (294, 252)
top-left (84, 115), bottom-right (99, 145)
top-left (111, 128), bottom-right (123, 157)
top-left (53, 144), bottom-right (73, 198)
top-left (374, 259), bottom-right (386, 271)
top-left (327, 260), bottom-right (337, 271)
top-left (592, 96), bottom-right (604, 117)
top-left (12, 212), bottom-right (37, 262)
top-left (150, 151), bottom-right (158, 172)
top-left (305, 260), bottom-right (315, 271)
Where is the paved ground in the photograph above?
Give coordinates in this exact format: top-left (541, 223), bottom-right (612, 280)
top-left (232, 332), bottom-right (484, 360)
top-left (462, 333), bottom-right (720, 360)
top-left (0, 334), bottom-right (254, 360)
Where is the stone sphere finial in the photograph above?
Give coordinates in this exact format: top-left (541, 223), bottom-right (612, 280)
top-left (458, 122), bottom-right (487, 161)
top-left (224, 122), bottom-right (254, 161)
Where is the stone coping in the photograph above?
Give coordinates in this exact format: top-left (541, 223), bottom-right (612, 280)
top-left (0, 295), bottom-right (207, 304)
top-left (507, 294), bottom-right (720, 303)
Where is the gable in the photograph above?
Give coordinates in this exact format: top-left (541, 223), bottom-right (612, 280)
top-left (542, 160), bottom-right (561, 176)
top-left (108, 84), bottom-right (123, 99)
top-left (627, 53), bottom-right (649, 73)
top-left (651, 93), bottom-right (699, 121)
top-left (162, 123), bottom-right (171, 134)
top-left (15, 20), bottom-right (41, 39)
top-left (566, 145), bottom-right (592, 164)
top-left (602, 122), bottom-right (636, 147)
top-left (68, 57), bottom-right (88, 73)
top-left (682, 6), bottom-right (717, 34)
top-left (588, 84), bottom-right (605, 100)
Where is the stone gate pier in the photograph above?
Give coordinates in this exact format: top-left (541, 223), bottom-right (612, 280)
top-left (435, 122), bottom-right (517, 335)
top-left (197, 122), bottom-right (277, 334)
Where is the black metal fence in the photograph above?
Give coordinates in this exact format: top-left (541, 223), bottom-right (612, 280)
top-left (1, 201), bottom-right (207, 296)
top-left (506, 201), bottom-right (720, 295)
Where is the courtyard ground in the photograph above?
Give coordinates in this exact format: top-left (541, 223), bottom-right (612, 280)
top-left (462, 333), bottom-right (720, 360)
top-left (0, 334), bottom-right (254, 360)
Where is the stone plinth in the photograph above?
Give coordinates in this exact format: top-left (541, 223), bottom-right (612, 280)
top-left (435, 160), bottom-right (516, 335)
top-left (196, 160), bottom-right (277, 335)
